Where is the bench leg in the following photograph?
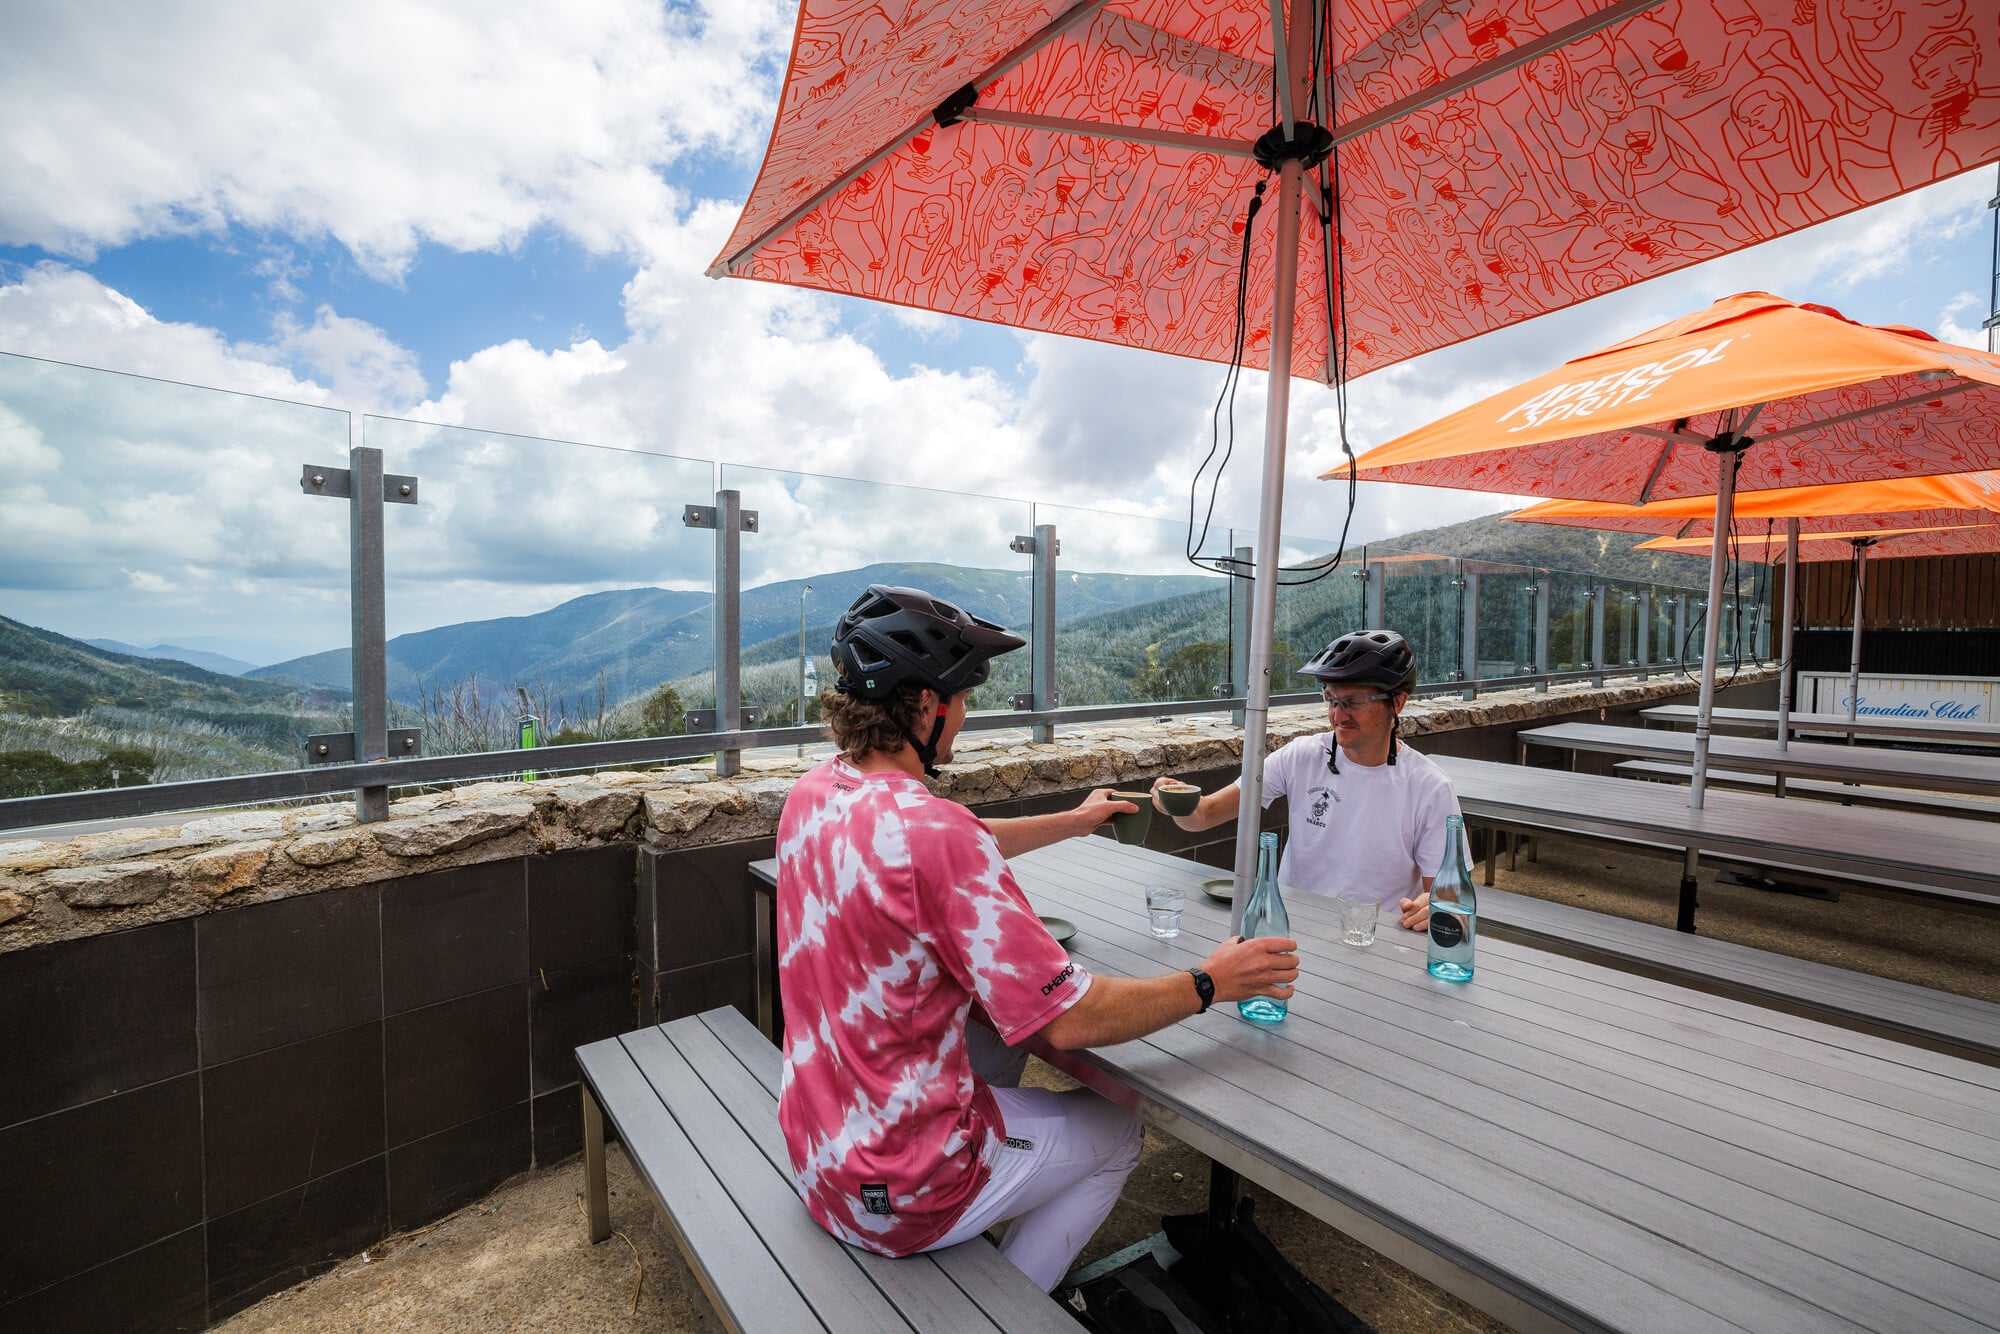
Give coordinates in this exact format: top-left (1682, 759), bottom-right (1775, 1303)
top-left (583, 1084), bottom-right (611, 1244)
top-left (1483, 828), bottom-right (1497, 888)
top-left (1526, 837), bottom-right (1538, 864)
top-left (754, 885), bottom-right (776, 1042)
top-left (1505, 832), bottom-right (1519, 873)
top-left (1676, 849), bottom-right (1699, 935)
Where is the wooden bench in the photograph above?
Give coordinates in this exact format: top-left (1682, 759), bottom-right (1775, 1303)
top-left (1610, 759), bottom-right (2000, 821)
top-left (577, 1007), bottom-right (1076, 1333)
top-left (1517, 721), bottom-right (2000, 797)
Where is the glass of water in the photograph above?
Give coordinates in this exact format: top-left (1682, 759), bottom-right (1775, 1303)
top-left (1336, 893), bottom-right (1379, 947)
top-left (1145, 885), bottom-right (1186, 939)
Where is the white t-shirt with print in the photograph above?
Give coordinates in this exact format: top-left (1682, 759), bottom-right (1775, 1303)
top-left (1259, 733), bottom-right (1464, 928)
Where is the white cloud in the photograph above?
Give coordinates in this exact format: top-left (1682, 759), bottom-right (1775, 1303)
top-left (0, 0), bottom-right (791, 278)
top-left (1938, 292), bottom-right (1991, 350)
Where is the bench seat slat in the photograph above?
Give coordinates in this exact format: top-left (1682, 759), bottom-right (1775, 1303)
top-left (620, 1026), bottom-right (920, 1334)
top-left (575, 1036), bottom-right (829, 1333)
top-left (662, 1016), bottom-right (1014, 1334)
top-left (686, 1008), bottom-right (1090, 1334)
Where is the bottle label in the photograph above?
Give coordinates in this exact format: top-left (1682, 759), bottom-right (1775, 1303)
top-left (1430, 914), bottom-right (1465, 949)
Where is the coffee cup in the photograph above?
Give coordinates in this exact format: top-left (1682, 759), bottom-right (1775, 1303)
top-left (1156, 781), bottom-right (1201, 817)
top-left (1109, 792), bottom-right (1153, 845)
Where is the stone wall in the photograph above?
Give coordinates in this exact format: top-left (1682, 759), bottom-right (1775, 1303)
top-left (0, 672), bottom-right (1775, 956)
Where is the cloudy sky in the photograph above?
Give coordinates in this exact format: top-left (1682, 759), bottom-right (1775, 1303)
top-left (1, 1), bottom-right (1994, 664)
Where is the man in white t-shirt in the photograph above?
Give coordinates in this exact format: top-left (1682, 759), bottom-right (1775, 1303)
top-left (1152, 629), bottom-right (1463, 933)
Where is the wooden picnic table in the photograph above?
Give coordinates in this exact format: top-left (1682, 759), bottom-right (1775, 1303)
top-left (1640, 705), bottom-right (2000, 747)
top-left (1426, 753), bottom-right (2000, 932)
top-left (1517, 723), bottom-right (2000, 799)
top-left (1006, 839), bottom-right (2000, 1334)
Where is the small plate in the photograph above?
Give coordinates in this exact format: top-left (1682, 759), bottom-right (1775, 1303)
top-left (1200, 877), bottom-right (1234, 902)
top-left (1039, 915), bottom-right (1077, 945)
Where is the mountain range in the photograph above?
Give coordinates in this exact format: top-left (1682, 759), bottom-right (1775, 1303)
top-left (247, 561), bottom-right (1220, 704)
top-left (84, 638), bottom-right (259, 677)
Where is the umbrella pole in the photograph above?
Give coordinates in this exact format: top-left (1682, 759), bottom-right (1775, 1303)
top-left (1846, 540), bottom-right (1869, 730)
top-left (1775, 518), bottom-right (1798, 794)
top-left (1688, 448), bottom-right (1739, 811)
top-left (1229, 156), bottom-right (1304, 936)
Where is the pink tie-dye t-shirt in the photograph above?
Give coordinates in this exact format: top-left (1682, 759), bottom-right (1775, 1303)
top-left (775, 757), bottom-right (1092, 1255)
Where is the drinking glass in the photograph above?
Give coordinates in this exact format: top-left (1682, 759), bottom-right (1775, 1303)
top-left (1336, 894), bottom-right (1380, 947)
top-left (1145, 885), bottom-right (1186, 939)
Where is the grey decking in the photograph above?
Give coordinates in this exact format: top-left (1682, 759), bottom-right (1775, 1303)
top-left (1431, 753), bottom-right (2000, 908)
top-left (1007, 839), bottom-right (2000, 1334)
top-left (1519, 722), bottom-right (2000, 798)
top-left (1640, 705), bottom-right (2000, 746)
top-left (1610, 760), bottom-right (2000, 821)
top-left (575, 1009), bottom-right (1075, 1334)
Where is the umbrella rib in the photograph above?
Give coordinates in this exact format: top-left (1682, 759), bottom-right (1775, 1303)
top-left (1269, 0), bottom-right (1295, 136)
top-left (1626, 423), bottom-right (1708, 443)
top-left (1330, 0), bottom-right (1667, 146)
top-left (1635, 440), bottom-right (1675, 505)
top-left (956, 108), bottom-right (1256, 159)
top-left (708, 0), bottom-right (1113, 279)
top-left (1753, 378), bottom-right (1981, 441)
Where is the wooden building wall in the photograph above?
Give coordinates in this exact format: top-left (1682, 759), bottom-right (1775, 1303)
top-left (1782, 553), bottom-right (2000, 630)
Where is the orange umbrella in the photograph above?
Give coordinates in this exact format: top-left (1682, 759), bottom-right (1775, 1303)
top-left (1509, 471), bottom-right (2000, 538)
top-left (716, 1), bottom-right (1999, 910)
top-left (1511, 470), bottom-right (2000, 751)
top-left (1348, 293), bottom-right (2000, 808)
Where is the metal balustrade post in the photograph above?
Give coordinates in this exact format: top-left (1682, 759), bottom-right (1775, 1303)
top-left (1458, 567), bottom-right (1479, 701)
top-left (300, 441), bottom-right (420, 822)
top-left (348, 446), bottom-right (390, 820)
top-left (1229, 543), bottom-right (1252, 727)
top-left (1012, 524), bottom-right (1059, 743)
top-left (1589, 584), bottom-right (1607, 687)
top-left (684, 490), bottom-right (758, 777)
top-left (1673, 595), bottom-right (1689, 669)
top-left (1530, 580), bottom-right (1550, 693)
top-left (1636, 589), bottom-right (1652, 681)
top-left (1364, 561), bottom-right (1385, 630)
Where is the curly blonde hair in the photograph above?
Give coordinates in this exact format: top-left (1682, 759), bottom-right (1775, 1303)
top-left (820, 684), bottom-right (933, 761)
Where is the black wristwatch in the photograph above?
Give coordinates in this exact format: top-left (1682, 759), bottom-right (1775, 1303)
top-left (1187, 967), bottom-right (1215, 1014)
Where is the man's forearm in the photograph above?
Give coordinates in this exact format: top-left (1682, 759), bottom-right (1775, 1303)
top-left (1039, 973), bottom-right (1199, 1049)
top-left (984, 811), bottom-right (1084, 859)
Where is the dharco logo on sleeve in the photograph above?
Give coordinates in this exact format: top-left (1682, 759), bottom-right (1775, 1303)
top-left (1004, 1135), bottom-right (1035, 1151)
top-left (1040, 962), bottom-right (1075, 996)
top-left (860, 1184), bottom-right (894, 1215)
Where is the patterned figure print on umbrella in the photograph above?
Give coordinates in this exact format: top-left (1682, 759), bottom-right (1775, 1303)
top-left (715, 0), bottom-right (1999, 382)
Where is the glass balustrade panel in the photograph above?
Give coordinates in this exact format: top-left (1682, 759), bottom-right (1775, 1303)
top-left (0, 353), bottom-right (353, 793)
top-left (1379, 557), bottom-right (1461, 687)
top-left (726, 465), bottom-right (1032, 735)
top-left (1031, 505), bottom-right (1231, 706)
top-left (365, 417), bottom-right (716, 769)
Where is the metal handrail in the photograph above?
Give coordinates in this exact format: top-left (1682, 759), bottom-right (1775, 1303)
top-left (0, 665), bottom-right (1782, 833)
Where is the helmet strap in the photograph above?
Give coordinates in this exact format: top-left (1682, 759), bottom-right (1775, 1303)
top-left (1388, 713), bottom-right (1401, 765)
top-left (899, 698), bottom-right (951, 778)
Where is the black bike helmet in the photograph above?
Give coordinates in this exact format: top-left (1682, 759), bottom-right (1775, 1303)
top-left (829, 585), bottom-right (1025, 774)
top-left (1299, 629), bottom-right (1418, 693)
top-left (1299, 630), bottom-right (1417, 772)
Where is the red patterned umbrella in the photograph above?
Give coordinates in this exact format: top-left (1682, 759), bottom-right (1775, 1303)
top-left (713, 1), bottom-right (2000, 906)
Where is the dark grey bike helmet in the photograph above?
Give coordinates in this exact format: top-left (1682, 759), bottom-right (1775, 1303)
top-left (829, 585), bottom-right (1025, 774)
top-left (1299, 630), bottom-right (1416, 771)
top-left (1299, 629), bottom-right (1418, 693)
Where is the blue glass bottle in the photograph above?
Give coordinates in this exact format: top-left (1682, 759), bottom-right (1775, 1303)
top-left (1238, 831), bottom-right (1289, 1023)
top-left (1427, 814), bottom-right (1476, 982)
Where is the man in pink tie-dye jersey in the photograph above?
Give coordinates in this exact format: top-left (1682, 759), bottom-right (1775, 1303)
top-left (777, 585), bottom-right (1299, 1291)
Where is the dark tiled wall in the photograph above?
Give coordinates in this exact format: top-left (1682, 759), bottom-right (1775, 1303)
top-left (0, 844), bottom-right (637, 1333)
